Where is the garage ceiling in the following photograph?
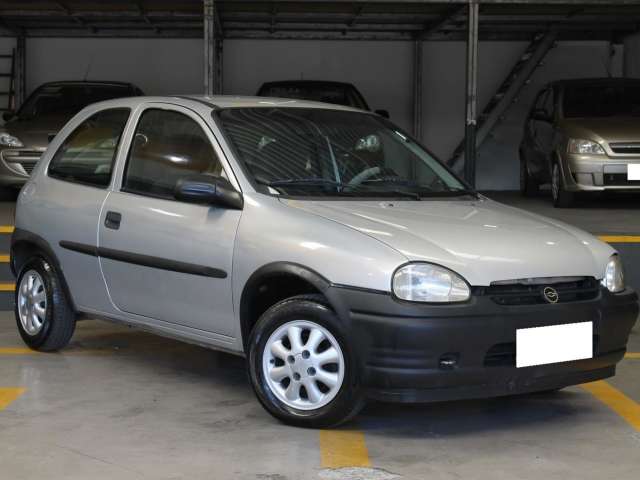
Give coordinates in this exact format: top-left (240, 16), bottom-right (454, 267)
top-left (0, 0), bottom-right (639, 41)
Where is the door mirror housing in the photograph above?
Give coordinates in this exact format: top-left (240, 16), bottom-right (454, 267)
top-left (2, 110), bottom-right (15, 122)
top-left (531, 109), bottom-right (552, 123)
top-left (375, 109), bottom-right (390, 119)
top-left (174, 175), bottom-right (243, 210)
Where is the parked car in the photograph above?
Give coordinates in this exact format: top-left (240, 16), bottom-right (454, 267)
top-left (257, 80), bottom-right (389, 117)
top-left (520, 78), bottom-right (640, 207)
top-left (11, 96), bottom-right (637, 428)
top-left (0, 80), bottom-right (143, 190)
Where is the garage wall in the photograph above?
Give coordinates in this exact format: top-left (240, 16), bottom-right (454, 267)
top-left (0, 36), bottom-right (624, 189)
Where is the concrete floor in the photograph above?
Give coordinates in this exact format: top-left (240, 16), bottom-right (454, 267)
top-left (1, 194), bottom-right (639, 480)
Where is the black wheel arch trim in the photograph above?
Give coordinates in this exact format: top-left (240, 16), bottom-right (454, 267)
top-left (11, 228), bottom-right (78, 312)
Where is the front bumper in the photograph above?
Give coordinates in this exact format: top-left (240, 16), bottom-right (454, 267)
top-left (0, 147), bottom-right (43, 187)
top-left (326, 286), bottom-right (638, 403)
top-left (564, 153), bottom-right (640, 192)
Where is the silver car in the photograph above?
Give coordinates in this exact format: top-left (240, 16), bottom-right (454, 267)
top-left (11, 96), bottom-right (638, 427)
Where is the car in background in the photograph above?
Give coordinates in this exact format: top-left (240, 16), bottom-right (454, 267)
top-left (0, 80), bottom-right (143, 190)
top-left (256, 80), bottom-right (389, 117)
top-left (519, 78), bottom-right (640, 207)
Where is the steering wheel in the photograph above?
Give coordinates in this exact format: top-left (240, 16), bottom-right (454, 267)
top-left (347, 166), bottom-right (381, 188)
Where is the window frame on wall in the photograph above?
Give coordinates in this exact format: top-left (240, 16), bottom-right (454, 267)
top-left (47, 108), bottom-right (131, 189)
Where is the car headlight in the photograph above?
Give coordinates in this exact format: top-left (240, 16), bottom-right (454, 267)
top-left (0, 133), bottom-right (23, 148)
top-left (567, 138), bottom-right (605, 155)
top-left (392, 263), bottom-right (471, 303)
top-left (601, 255), bottom-right (624, 293)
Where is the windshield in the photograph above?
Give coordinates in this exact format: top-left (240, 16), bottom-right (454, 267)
top-left (563, 84), bottom-right (640, 118)
top-left (217, 108), bottom-right (468, 199)
top-left (258, 84), bottom-right (369, 110)
top-left (16, 84), bottom-right (135, 120)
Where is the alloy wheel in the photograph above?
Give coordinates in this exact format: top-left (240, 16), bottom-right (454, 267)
top-left (18, 270), bottom-right (47, 336)
top-left (262, 320), bottom-right (345, 411)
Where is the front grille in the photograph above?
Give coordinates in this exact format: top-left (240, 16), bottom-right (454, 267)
top-left (476, 277), bottom-right (600, 306)
top-left (603, 173), bottom-right (640, 187)
top-left (21, 161), bottom-right (38, 174)
top-left (609, 142), bottom-right (640, 154)
top-left (1, 149), bottom-right (43, 176)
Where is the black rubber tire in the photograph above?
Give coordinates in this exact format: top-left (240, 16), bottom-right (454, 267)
top-left (519, 158), bottom-right (539, 197)
top-left (15, 256), bottom-right (76, 352)
top-left (248, 294), bottom-right (364, 428)
top-left (551, 163), bottom-right (574, 208)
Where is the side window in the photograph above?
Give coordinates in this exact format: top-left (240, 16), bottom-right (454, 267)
top-left (48, 108), bottom-right (130, 187)
top-left (123, 109), bottom-right (224, 199)
top-left (542, 88), bottom-right (555, 117)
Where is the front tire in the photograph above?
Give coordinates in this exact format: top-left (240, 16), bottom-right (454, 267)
top-left (519, 156), bottom-right (539, 197)
top-left (15, 257), bottom-right (76, 351)
top-left (248, 295), bottom-right (363, 428)
top-left (551, 163), bottom-right (574, 208)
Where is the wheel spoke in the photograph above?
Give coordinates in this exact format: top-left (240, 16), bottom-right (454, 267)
top-left (270, 340), bottom-right (289, 360)
top-left (31, 312), bottom-right (42, 330)
top-left (305, 329), bottom-right (324, 352)
top-left (302, 378), bottom-right (323, 404)
top-left (268, 366), bottom-right (289, 382)
top-left (315, 370), bottom-right (339, 389)
top-left (33, 290), bottom-right (46, 304)
top-left (31, 277), bottom-right (42, 296)
top-left (34, 303), bottom-right (46, 318)
top-left (287, 326), bottom-right (304, 352)
top-left (285, 382), bottom-right (300, 401)
top-left (314, 347), bottom-right (339, 365)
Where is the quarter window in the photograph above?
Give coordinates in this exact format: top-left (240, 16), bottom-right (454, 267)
top-left (48, 108), bottom-right (130, 187)
top-left (123, 109), bottom-right (224, 199)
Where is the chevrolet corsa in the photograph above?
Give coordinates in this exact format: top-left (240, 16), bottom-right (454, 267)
top-left (11, 96), bottom-right (638, 428)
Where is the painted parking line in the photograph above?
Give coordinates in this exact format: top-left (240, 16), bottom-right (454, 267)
top-left (0, 347), bottom-right (39, 355)
top-left (0, 347), bottom-right (115, 356)
top-left (0, 254), bottom-right (9, 263)
top-left (0, 387), bottom-right (25, 410)
top-left (581, 381), bottom-right (640, 431)
top-left (625, 353), bottom-right (640, 359)
top-left (319, 429), bottom-right (370, 468)
top-left (0, 226), bottom-right (14, 234)
top-left (0, 283), bottom-right (15, 291)
top-left (598, 235), bottom-right (640, 243)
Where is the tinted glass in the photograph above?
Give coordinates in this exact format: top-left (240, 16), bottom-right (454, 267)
top-left (123, 109), bottom-right (223, 199)
top-left (17, 84), bottom-right (137, 120)
top-left (218, 108), bottom-right (466, 198)
top-left (563, 84), bottom-right (640, 118)
top-left (48, 108), bottom-right (130, 187)
top-left (258, 84), bottom-right (368, 109)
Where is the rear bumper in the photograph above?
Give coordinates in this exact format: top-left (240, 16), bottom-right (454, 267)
top-left (326, 286), bottom-right (638, 403)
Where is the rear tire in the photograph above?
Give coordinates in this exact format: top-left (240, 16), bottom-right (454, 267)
top-left (248, 294), bottom-right (363, 428)
top-left (15, 257), bottom-right (75, 351)
top-left (551, 163), bottom-right (574, 208)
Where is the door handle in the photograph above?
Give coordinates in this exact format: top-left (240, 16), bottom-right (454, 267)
top-left (105, 211), bottom-right (122, 230)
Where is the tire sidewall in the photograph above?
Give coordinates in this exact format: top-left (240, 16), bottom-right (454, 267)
top-left (248, 298), bottom-right (360, 427)
top-left (15, 257), bottom-right (56, 348)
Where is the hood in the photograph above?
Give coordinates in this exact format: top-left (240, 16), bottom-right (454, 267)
top-left (560, 117), bottom-right (640, 144)
top-left (281, 197), bottom-right (613, 286)
top-left (2, 114), bottom-right (71, 149)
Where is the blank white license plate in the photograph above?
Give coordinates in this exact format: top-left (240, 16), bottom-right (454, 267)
top-left (628, 164), bottom-right (640, 180)
top-left (516, 321), bottom-right (592, 368)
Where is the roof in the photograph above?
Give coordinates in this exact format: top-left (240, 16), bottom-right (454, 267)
top-left (551, 77), bottom-right (640, 88)
top-left (38, 80), bottom-right (139, 88)
top-left (92, 95), bottom-right (365, 112)
top-left (259, 80), bottom-right (357, 88)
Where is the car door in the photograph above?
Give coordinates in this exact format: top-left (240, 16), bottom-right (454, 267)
top-left (97, 104), bottom-right (241, 337)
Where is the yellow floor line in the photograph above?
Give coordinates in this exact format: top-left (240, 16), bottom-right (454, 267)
top-left (0, 347), bottom-right (40, 355)
top-left (598, 235), bottom-right (640, 243)
top-left (0, 254), bottom-right (9, 263)
top-left (0, 387), bottom-right (25, 410)
top-left (319, 429), bottom-right (371, 468)
top-left (0, 282), bottom-right (15, 291)
top-left (0, 347), bottom-right (115, 356)
top-left (0, 226), bottom-right (14, 234)
top-left (625, 353), bottom-right (640, 359)
top-left (581, 380), bottom-right (640, 431)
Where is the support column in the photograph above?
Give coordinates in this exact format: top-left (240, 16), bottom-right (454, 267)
top-left (464, 0), bottom-right (479, 187)
top-left (204, 0), bottom-right (222, 95)
top-left (413, 39), bottom-right (423, 141)
top-left (15, 34), bottom-right (26, 108)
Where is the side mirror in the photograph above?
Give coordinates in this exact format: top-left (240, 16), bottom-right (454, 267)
top-left (174, 175), bottom-right (243, 210)
top-left (531, 109), bottom-right (552, 123)
top-left (2, 111), bottom-right (15, 122)
top-left (375, 109), bottom-right (390, 119)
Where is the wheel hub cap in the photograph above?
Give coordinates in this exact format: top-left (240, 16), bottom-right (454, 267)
top-left (18, 270), bottom-right (47, 336)
top-left (262, 320), bottom-right (345, 411)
